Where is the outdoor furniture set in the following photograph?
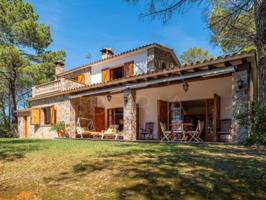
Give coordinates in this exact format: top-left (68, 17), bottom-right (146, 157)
top-left (160, 120), bottom-right (204, 142)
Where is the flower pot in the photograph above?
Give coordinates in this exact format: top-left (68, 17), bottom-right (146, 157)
top-left (58, 130), bottom-right (65, 138)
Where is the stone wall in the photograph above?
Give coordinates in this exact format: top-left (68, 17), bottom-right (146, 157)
top-left (70, 96), bottom-right (97, 128)
top-left (29, 95), bottom-right (76, 138)
top-left (123, 89), bottom-right (137, 140)
top-left (147, 47), bottom-right (178, 72)
top-left (231, 65), bottom-right (250, 143)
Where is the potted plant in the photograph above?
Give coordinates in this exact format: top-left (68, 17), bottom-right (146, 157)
top-left (51, 121), bottom-right (65, 137)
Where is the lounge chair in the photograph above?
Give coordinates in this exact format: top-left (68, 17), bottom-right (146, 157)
top-left (101, 124), bottom-right (120, 140)
top-left (76, 127), bottom-right (93, 138)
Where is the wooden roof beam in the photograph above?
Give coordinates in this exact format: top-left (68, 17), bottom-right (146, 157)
top-left (229, 59), bottom-right (243, 66)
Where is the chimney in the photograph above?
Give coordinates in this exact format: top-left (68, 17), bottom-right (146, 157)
top-left (55, 60), bottom-right (64, 79)
top-left (100, 48), bottom-right (113, 59)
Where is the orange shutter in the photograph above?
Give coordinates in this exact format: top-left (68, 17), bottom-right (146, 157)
top-left (124, 61), bottom-right (134, 77)
top-left (30, 108), bottom-right (40, 125)
top-left (77, 74), bottom-right (85, 84)
top-left (50, 106), bottom-right (56, 125)
top-left (102, 68), bottom-right (110, 82)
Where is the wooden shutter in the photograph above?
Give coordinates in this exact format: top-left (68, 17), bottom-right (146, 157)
top-left (50, 106), bottom-right (56, 125)
top-left (77, 74), bottom-right (85, 84)
top-left (102, 69), bottom-right (110, 82)
top-left (30, 108), bottom-right (40, 125)
top-left (157, 100), bottom-right (169, 140)
top-left (124, 61), bottom-right (134, 78)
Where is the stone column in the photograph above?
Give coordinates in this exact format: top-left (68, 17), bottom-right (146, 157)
top-left (232, 65), bottom-right (249, 143)
top-left (123, 89), bottom-right (137, 140)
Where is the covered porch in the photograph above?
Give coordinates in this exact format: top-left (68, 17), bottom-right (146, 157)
top-left (67, 52), bottom-right (255, 143)
top-left (69, 69), bottom-right (246, 143)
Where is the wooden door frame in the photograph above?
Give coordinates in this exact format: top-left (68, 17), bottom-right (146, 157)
top-left (164, 96), bottom-right (220, 142)
top-left (23, 116), bottom-right (28, 138)
top-left (157, 100), bottom-right (169, 140)
top-left (94, 107), bottom-right (105, 132)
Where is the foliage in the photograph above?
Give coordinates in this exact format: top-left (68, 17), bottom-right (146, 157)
top-left (236, 103), bottom-right (266, 145)
top-left (51, 121), bottom-right (66, 132)
top-left (0, 0), bottom-right (65, 126)
top-left (179, 47), bottom-right (214, 64)
top-left (207, 1), bottom-right (256, 53)
top-left (0, 125), bottom-right (12, 138)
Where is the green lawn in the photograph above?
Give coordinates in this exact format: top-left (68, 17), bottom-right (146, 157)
top-left (0, 139), bottom-right (265, 200)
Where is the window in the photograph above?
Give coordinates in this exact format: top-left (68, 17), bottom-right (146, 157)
top-left (111, 66), bottom-right (124, 80)
top-left (42, 106), bottom-right (56, 125)
top-left (43, 107), bottom-right (51, 125)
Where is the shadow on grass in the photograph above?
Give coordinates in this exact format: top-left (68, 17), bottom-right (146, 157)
top-left (0, 139), bottom-right (42, 161)
top-left (43, 142), bottom-right (266, 200)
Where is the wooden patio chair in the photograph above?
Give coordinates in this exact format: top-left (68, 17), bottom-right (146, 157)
top-left (160, 122), bottom-right (172, 142)
top-left (100, 124), bottom-right (120, 140)
top-left (188, 120), bottom-right (204, 142)
top-left (140, 122), bottom-right (154, 139)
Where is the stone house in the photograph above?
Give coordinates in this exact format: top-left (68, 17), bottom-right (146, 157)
top-left (16, 43), bottom-right (257, 143)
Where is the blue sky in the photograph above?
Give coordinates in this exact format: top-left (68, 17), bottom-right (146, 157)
top-left (27, 0), bottom-right (221, 70)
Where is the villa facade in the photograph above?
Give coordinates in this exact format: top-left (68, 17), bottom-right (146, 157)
top-left (16, 43), bottom-right (257, 143)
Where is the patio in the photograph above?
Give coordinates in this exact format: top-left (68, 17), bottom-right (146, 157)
top-left (71, 75), bottom-right (233, 143)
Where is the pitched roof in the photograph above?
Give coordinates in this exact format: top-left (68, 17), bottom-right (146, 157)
top-left (27, 51), bottom-right (256, 102)
top-left (58, 43), bottom-right (180, 76)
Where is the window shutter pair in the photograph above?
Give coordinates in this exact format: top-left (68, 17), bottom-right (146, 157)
top-left (30, 106), bottom-right (56, 125)
top-left (124, 61), bottom-right (134, 78)
top-left (77, 74), bottom-right (85, 84)
top-left (102, 68), bottom-right (110, 82)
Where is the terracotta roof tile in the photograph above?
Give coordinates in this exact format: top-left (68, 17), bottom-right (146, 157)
top-left (28, 51), bottom-right (256, 101)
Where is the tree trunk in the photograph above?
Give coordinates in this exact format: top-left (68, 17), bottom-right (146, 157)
top-left (9, 65), bottom-right (17, 125)
top-left (254, 0), bottom-right (266, 106)
top-left (0, 96), bottom-right (9, 129)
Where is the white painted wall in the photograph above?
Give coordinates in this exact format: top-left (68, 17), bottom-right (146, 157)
top-left (90, 50), bottom-right (148, 84)
top-left (136, 76), bottom-right (232, 138)
top-left (96, 76), bottom-right (232, 139)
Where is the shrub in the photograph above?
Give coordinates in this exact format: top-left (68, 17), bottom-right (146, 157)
top-left (51, 121), bottom-right (65, 132)
top-left (236, 103), bottom-right (266, 145)
top-left (0, 124), bottom-right (13, 138)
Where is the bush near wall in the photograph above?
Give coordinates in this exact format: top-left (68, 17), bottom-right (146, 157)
top-left (236, 103), bottom-right (266, 145)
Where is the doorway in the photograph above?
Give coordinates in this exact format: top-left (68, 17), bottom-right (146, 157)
top-left (107, 107), bottom-right (123, 131)
top-left (23, 116), bottom-right (28, 138)
top-left (158, 95), bottom-right (220, 141)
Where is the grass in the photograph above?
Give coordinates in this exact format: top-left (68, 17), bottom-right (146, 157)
top-left (0, 139), bottom-right (265, 200)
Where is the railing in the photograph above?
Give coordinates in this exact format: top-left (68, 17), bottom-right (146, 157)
top-left (32, 78), bottom-right (84, 97)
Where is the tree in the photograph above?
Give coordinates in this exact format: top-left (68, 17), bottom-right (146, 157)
top-left (126, 0), bottom-right (266, 106)
top-left (0, 0), bottom-right (65, 126)
top-left (179, 47), bottom-right (214, 64)
top-left (208, 3), bottom-right (256, 53)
